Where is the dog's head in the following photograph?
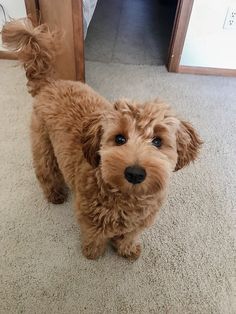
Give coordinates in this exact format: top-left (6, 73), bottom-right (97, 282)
top-left (81, 100), bottom-right (202, 195)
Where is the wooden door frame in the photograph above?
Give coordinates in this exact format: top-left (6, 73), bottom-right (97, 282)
top-left (32, 0), bottom-right (85, 82)
top-left (24, 0), bottom-right (39, 26)
top-left (167, 0), bottom-right (194, 72)
top-left (167, 0), bottom-right (236, 76)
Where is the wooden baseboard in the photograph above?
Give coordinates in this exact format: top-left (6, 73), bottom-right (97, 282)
top-left (0, 51), bottom-right (17, 60)
top-left (178, 65), bottom-right (236, 77)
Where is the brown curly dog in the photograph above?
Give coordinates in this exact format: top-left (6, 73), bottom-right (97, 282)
top-left (2, 19), bottom-right (202, 260)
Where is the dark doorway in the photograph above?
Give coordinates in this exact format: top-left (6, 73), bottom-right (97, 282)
top-left (85, 0), bottom-right (178, 65)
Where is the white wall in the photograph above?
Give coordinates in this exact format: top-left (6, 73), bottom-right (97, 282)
top-left (180, 0), bottom-right (236, 69)
top-left (0, 0), bottom-right (26, 50)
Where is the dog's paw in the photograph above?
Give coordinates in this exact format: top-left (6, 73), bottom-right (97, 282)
top-left (82, 243), bottom-right (105, 260)
top-left (48, 188), bottom-right (67, 204)
top-left (118, 243), bottom-right (141, 261)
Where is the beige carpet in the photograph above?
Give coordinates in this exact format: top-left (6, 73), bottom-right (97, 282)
top-left (0, 60), bottom-right (236, 314)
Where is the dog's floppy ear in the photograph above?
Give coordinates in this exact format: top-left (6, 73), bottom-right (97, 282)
top-left (80, 113), bottom-right (103, 168)
top-left (175, 120), bottom-right (202, 171)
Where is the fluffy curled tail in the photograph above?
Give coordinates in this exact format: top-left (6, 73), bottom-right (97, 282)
top-left (1, 18), bottom-right (59, 96)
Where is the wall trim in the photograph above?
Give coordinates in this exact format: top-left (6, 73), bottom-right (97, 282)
top-left (0, 51), bottom-right (17, 60)
top-left (178, 65), bottom-right (236, 77)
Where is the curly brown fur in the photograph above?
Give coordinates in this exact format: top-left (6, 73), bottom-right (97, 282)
top-left (1, 18), bottom-right (60, 96)
top-left (2, 19), bottom-right (203, 260)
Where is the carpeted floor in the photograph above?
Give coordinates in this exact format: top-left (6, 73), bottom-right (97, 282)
top-left (0, 60), bottom-right (236, 314)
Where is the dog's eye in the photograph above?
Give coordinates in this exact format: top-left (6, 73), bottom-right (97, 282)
top-left (152, 137), bottom-right (162, 148)
top-left (115, 134), bottom-right (127, 145)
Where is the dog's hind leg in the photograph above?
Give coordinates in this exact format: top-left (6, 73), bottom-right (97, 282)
top-left (31, 113), bottom-right (67, 204)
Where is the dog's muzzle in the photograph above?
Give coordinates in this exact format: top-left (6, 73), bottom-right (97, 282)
top-left (124, 166), bottom-right (146, 184)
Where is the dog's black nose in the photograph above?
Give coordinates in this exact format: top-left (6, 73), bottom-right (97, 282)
top-left (124, 166), bottom-right (146, 184)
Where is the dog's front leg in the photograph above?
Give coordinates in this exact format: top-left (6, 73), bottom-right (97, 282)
top-left (80, 225), bottom-right (107, 260)
top-left (111, 230), bottom-right (142, 261)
